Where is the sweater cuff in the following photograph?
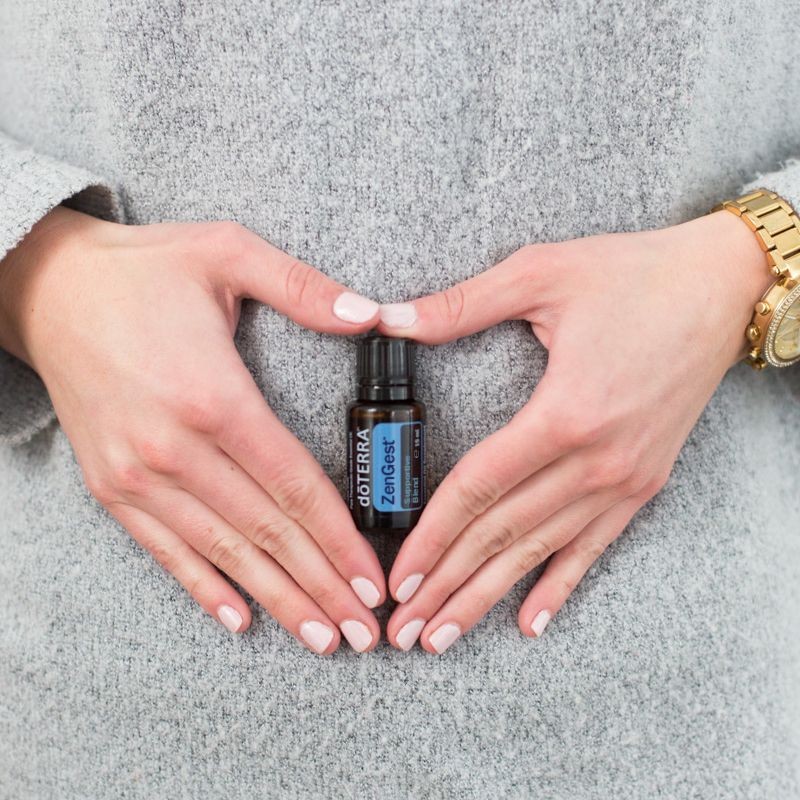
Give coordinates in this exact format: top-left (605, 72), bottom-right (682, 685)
top-left (742, 158), bottom-right (800, 218)
top-left (0, 133), bottom-right (125, 446)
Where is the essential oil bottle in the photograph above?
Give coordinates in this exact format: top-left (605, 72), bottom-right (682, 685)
top-left (347, 334), bottom-right (426, 535)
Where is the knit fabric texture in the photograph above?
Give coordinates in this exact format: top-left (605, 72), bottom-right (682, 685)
top-left (0, 1), bottom-right (799, 798)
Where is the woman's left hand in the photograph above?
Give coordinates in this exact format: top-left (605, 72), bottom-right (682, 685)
top-left (378, 210), bottom-right (771, 653)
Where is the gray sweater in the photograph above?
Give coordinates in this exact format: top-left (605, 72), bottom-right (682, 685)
top-left (1, 1), bottom-right (799, 798)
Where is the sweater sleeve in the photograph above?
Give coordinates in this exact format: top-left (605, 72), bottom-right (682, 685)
top-left (742, 159), bottom-right (800, 399)
top-left (0, 132), bottom-right (125, 446)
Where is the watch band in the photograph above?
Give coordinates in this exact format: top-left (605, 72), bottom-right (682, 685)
top-left (715, 189), bottom-right (800, 369)
top-left (716, 189), bottom-right (800, 278)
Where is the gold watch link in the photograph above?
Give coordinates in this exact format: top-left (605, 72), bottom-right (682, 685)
top-left (715, 189), bottom-right (800, 369)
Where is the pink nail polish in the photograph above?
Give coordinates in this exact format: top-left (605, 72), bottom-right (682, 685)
top-left (380, 302), bottom-right (417, 328)
top-left (429, 622), bottom-right (461, 654)
top-left (531, 610), bottom-right (551, 637)
top-left (340, 620), bottom-right (373, 653)
top-left (350, 577), bottom-right (381, 608)
top-left (333, 291), bottom-right (379, 323)
top-left (396, 618), bottom-right (426, 651)
top-left (395, 573), bottom-right (424, 603)
top-left (218, 604), bottom-right (243, 633)
top-left (300, 620), bottom-right (335, 654)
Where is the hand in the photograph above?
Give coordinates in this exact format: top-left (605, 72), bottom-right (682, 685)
top-left (378, 210), bottom-right (772, 653)
top-left (0, 206), bottom-right (386, 654)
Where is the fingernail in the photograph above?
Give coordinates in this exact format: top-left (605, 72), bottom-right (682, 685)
top-left (395, 572), bottom-right (424, 604)
top-left (380, 302), bottom-right (417, 328)
top-left (350, 576), bottom-right (381, 609)
top-left (396, 618), bottom-right (426, 651)
top-left (429, 622), bottom-right (461, 654)
top-left (218, 604), bottom-right (243, 633)
top-left (340, 620), bottom-right (373, 653)
top-left (333, 291), bottom-right (380, 323)
top-left (300, 620), bottom-right (335, 654)
top-left (531, 609), bottom-right (552, 637)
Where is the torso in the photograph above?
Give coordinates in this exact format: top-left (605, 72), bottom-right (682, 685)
top-left (1, 1), bottom-right (799, 796)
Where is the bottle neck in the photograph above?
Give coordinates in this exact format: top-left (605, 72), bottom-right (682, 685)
top-left (358, 382), bottom-right (414, 401)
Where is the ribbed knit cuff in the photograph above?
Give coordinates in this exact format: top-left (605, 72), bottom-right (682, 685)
top-left (0, 133), bottom-right (125, 446)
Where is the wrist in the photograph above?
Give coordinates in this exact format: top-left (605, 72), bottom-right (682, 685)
top-left (679, 210), bottom-right (774, 370)
top-left (0, 206), bottom-right (111, 369)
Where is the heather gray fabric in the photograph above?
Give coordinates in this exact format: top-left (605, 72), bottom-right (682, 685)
top-left (1, 2), bottom-right (799, 798)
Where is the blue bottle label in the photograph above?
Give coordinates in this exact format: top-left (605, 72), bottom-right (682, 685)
top-left (371, 421), bottom-right (424, 512)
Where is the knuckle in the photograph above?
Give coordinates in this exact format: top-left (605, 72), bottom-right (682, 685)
top-left (306, 581), bottom-right (338, 610)
top-left (418, 530), bottom-right (455, 563)
top-left (553, 575), bottom-right (578, 596)
top-left (283, 258), bottom-right (323, 309)
top-left (476, 520), bottom-right (518, 561)
top-left (249, 517), bottom-right (294, 561)
top-left (438, 283), bottom-right (467, 329)
top-left (318, 534), bottom-right (350, 566)
top-left (569, 414), bottom-right (609, 450)
top-left (188, 220), bottom-right (250, 268)
top-left (181, 571), bottom-right (205, 601)
top-left (586, 449), bottom-right (638, 493)
top-left (175, 393), bottom-right (226, 435)
top-left (513, 537), bottom-right (552, 574)
top-left (146, 537), bottom-right (180, 574)
top-left (423, 582), bottom-right (455, 610)
top-left (275, 473), bottom-right (319, 521)
top-left (515, 244), bottom-right (548, 287)
top-left (207, 535), bottom-right (250, 575)
top-left (211, 219), bottom-right (250, 256)
top-left (543, 405), bottom-right (603, 452)
top-left (469, 587), bottom-right (497, 616)
top-left (83, 470), bottom-right (116, 505)
top-left (638, 468), bottom-right (671, 501)
top-left (573, 536), bottom-right (607, 562)
top-left (108, 460), bottom-right (151, 498)
top-left (452, 471), bottom-right (501, 519)
top-left (134, 434), bottom-right (181, 475)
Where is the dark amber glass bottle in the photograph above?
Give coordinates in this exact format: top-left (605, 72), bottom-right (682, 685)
top-left (347, 334), bottom-right (426, 535)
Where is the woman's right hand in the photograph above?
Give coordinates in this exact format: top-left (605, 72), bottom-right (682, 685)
top-left (0, 206), bottom-right (386, 654)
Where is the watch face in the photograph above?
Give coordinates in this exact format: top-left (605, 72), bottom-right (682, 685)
top-left (774, 292), bottom-right (800, 362)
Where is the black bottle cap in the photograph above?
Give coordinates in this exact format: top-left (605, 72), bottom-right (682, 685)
top-left (357, 334), bottom-right (416, 396)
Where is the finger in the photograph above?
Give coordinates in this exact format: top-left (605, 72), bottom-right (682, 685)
top-left (376, 243), bottom-right (550, 344)
top-left (218, 383), bottom-right (387, 609)
top-left (390, 493), bottom-right (611, 654)
top-left (141, 484), bottom-right (379, 653)
top-left (223, 223), bottom-right (380, 333)
top-left (106, 502), bottom-right (252, 634)
top-left (518, 497), bottom-right (642, 638)
top-left (391, 463), bottom-right (616, 636)
top-left (176, 439), bottom-right (385, 614)
top-left (389, 386), bottom-right (568, 604)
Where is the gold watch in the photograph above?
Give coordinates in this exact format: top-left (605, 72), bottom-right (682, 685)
top-left (716, 189), bottom-right (800, 369)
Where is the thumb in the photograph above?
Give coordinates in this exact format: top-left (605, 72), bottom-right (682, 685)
top-left (224, 223), bottom-right (379, 335)
top-left (376, 245), bottom-right (541, 344)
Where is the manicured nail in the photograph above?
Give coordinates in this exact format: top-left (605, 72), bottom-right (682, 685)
top-left (350, 576), bottom-right (381, 609)
top-left (333, 291), bottom-right (380, 323)
top-left (300, 620), bottom-right (335, 654)
top-left (531, 609), bottom-right (552, 637)
top-left (217, 604), bottom-right (243, 633)
top-left (340, 620), bottom-right (373, 653)
top-left (429, 622), bottom-right (461, 654)
top-left (395, 572), bottom-right (424, 604)
top-left (396, 618), bottom-right (426, 651)
top-left (380, 302), bottom-right (417, 328)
